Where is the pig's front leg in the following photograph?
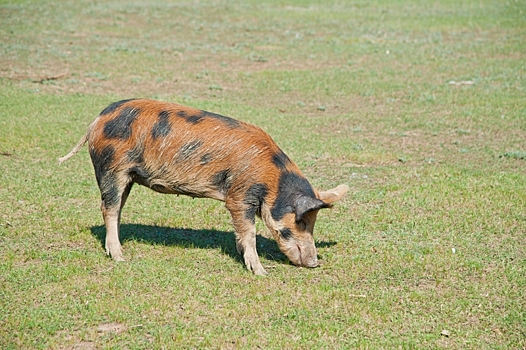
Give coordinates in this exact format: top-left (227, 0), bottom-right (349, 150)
top-left (226, 205), bottom-right (267, 276)
top-left (237, 226), bottom-right (267, 276)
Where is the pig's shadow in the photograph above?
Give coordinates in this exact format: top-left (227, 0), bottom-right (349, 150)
top-left (90, 224), bottom-right (336, 268)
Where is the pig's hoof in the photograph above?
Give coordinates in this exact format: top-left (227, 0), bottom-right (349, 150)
top-left (112, 254), bottom-right (125, 262)
top-left (106, 244), bottom-right (124, 262)
top-left (253, 265), bottom-right (268, 276)
top-left (246, 259), bottom-right (267, 275)
top-left (244, 253), bottom-right (267, 275)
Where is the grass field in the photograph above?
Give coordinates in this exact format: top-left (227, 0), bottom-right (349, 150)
top-left (1, 0), bottom-right (525, 348)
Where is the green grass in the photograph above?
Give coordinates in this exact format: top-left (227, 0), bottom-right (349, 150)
top-left (1, 0), bottom-right (525, 348)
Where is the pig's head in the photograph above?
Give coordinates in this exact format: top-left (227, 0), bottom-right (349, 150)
top-left (263, 173), bottom-right (348, 268)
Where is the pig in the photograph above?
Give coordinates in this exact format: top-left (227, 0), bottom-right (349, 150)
top-left (59, 99), bottom-right (348, 275)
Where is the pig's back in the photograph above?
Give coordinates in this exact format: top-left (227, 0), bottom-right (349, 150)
top-left (88, 99), bottom-right (296, 201)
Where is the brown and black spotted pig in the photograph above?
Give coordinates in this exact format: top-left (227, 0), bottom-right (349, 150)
top-left (59, 99), bottom-right (348, 275)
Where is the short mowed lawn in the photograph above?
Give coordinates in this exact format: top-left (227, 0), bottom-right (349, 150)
top-left (0, 0), bottom-right (524, 348)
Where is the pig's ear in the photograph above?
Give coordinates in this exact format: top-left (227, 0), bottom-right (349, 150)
top-left (318, 184), bottom-right (349, 204)
top-left (294, 185), bottom-right (349, 221)
top-left (295, 196), bottom-right (331, 222)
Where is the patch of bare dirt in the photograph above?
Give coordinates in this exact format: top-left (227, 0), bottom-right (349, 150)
top-left (96, 322), bottom-right (127, 334)
top-left (64, 341), bottom-right (96, 350)
top-left (58, 322), bottom-right (128, 350)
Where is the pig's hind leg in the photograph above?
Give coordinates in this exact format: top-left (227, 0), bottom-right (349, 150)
top-left (99, 177), bottom-right (133, 262)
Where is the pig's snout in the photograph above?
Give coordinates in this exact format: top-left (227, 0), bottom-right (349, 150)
top-left (302, 253), bottom-right (319, 268)
top-left (282, 239), bottom-right (318, 268)
top-left (298, 244), bottom-right (319, 268)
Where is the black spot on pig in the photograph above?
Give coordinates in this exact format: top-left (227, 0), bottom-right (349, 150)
top-left (99, 99), bottom-right (136, 116)
top-left (151, 110), bottom-right (172, 139)
top-left (270, 171), bottom-right (316, 221)
top-left (103, 106), bottom-right (141, 140)
top-left (201, 111), bottom-right (239, 128)
top-left (129, 166), bottom-right (150, 186)
top-left (90, 145), bottom-right (119, 207)
top-left (200, 153), bottom-right (212, 165)
top-left (90, 145), bottom-right (115, 185)
top-left (176, 110), bottom-right (188, 119)
top-left (211, 169), bottom-right (232, 195)
top-left (126, 144), bottom-right (144, 164)
top-left (244, 183), bottom-right (269, 223)
top-left (178, 140), bottom-right (203, 161)
top-left (279, 228), bottom-right (293, 240)
top-left (178, 110), bottom-right (204, 124)
top-left (272, 150), bottom-right (291, 171)
top-left (101, 182), bottom-right (120, 208)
